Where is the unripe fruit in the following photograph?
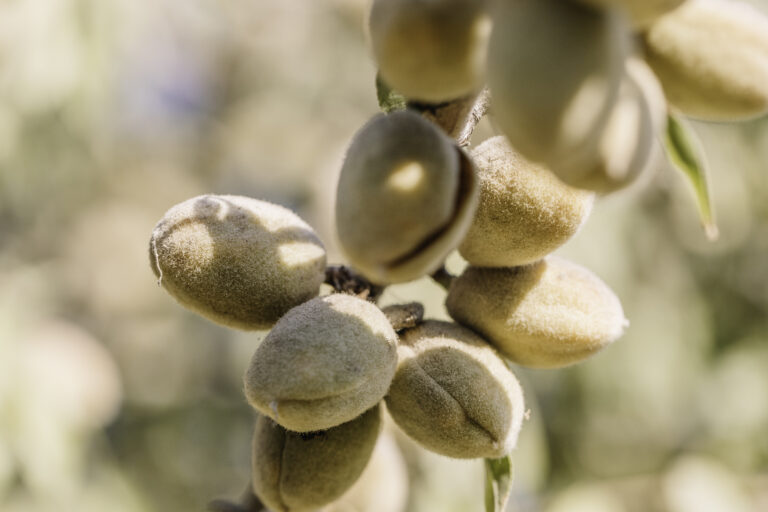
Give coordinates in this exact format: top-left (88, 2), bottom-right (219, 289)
top-left (149, 194), bottom-right (326, 330)
top-left (458, 136), bottom-right (594, 267)
top-left (244, 293), bottom-right (397, 432)
top-left (644, 0), bottom-right (768, 121)
top-left (336, 110), bottom-right (478, 284)
top-left (577, 0), bottom-right (686, 28)
top-left (557, 58), bottom-right (667, 193)
top-left (369, 0), bottom-right (491, 102)
top-left (385, 320), bottom-right (525, 459)
top-left (446, 257), bottom-right (628, 369)
top-left (252, 405), bottom-right (381, 512)
top-left (488, 0), bottom-right (631, 177)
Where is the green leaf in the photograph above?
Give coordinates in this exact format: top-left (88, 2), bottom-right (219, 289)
top-left (375, 74), bottom-right (407, 113)
top-left (664, 113), bottom-right (719, 241)
top-left (484, 456), bottom-right (513, 512)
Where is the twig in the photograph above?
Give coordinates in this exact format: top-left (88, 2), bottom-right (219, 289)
top-left (382, 302), bottom-right (425, 331)
top-left (324, 264), bottom-right (386, 302)
top-left (430, 265), bottom-right (456, 291)
top-left (456, 89), bottom-right (491, 147)
top-left (410, 88), bottom-right (491, 146)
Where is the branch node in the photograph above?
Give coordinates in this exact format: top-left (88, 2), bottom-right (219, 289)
top-left (324, 264), bottom-right (386, 302)
top-left (382, 302), bottom-right (425, 331)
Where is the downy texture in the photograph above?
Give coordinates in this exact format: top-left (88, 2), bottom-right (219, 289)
top-left (385, 320), bottom-right (525, 458)
top-left (252, 406), bottom-right (381, 512)
top-left (446, 257), bottom-right (628, 369)
top-left (244, 294), bottom-right (397, 432)
top-left (336, 110), bottom-right (478, 284)
top-left (644, 0), bottom-right (768, 120)
top-left (149, 194), bottom-right (326, 330)
top-left (458, 136), bottom-right (594, 267)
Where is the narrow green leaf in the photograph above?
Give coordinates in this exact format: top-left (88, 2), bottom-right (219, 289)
top-left (484, 456), bottom-right (513, 512)
top-left (375, 74), bottom-right (407, 113)
top-left (664, 113), bottom-right (719, 241)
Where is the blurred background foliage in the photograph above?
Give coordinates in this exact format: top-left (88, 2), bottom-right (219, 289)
top-left (1, 1), bottom-right (767, 511)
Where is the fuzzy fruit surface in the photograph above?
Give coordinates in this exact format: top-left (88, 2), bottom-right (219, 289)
top-left (446, 257), bottom-right (628, 368)
top-left (644, 0), bottom-right (768, 120)
top-left (244, 294), bottom-right (397, 432)
top-left (386, 320), bottom-right (525, 459)
top-left (336, 110), bottom-right (478, 284)
top-left (149, 194), bottom-right (326, 330)
top-left (251, 406), bottom-right (381, 512)
top-left (458, 136), bottom-right (594, 267)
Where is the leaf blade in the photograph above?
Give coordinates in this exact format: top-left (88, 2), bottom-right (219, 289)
top-left (484, 456), bottom-right (513, 512)
top-left (375, 73), bottom-right (407, 114)
top-left (664, 113), bottom-right (719, 241)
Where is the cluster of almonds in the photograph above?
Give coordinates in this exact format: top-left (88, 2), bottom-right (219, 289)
top-left (148, 0), bottom-right (768, 510)
top-left (372, 0), bottom-right (768, 191)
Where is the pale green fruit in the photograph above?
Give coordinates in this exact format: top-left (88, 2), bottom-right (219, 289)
top-left (149, 195), bottom-right (326, 330)
top-left (644, 0), bottom-right (768, 120)
top-left (385, 320), bottom-right (525, 458)
top-left (488, 0), bottom-right (631, 178)
top-left (578, 0), bottom-right (686, 28)
top-left (244, 294), bottom-right (397, 432)
top-left (336, 110), bottom-right (478, 284)
top-left (446, 258), bottom-right (628, 369)
top-left (557, 57), bottom-right (667, 193)
top-left (458, 136), bottom-right (594, 267)
top-left (369, 0), bottom-right (491, 102)
top-left (252, 406), bottom-right (381, 512)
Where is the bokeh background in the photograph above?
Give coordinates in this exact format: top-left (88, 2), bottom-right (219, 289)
top-left (1, 1), bottom-right (768, 511)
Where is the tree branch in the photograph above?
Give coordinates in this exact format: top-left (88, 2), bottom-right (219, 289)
top-left (409, 88), bottom-right (490, 146)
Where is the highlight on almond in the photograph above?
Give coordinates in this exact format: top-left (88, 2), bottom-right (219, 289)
top-left (458, 136), bottom-right (594, 267)
top-left (335, 110), bottom-right (478, 284)
top-left (149, 194), bottom-right (326, 330)
top-left (644, 0), bottom-right (768, 121)
top-left (369, 0), bottom-right (491, 102)
top-left (488, 0), bottom-right (631, 180)
top-left (446, 257), bottom-right (628, 369)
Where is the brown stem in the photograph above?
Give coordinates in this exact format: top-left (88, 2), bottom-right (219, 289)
top-left (324, 264), bottom-right (386, 302)
top-left (382, 302), bottom-right (425, 331)
top-left (430, 265), bottom-right (456, 291)
top-left (409, 88), bottom-right (491, 146)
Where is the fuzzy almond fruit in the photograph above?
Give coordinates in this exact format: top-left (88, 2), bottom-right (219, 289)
top-left (458, 136), bottom-right (594, 267)
top-left (244, 294), bottom-right (397, 432)
top-left (488, 0), bottom-right (631, 178)
top-left (336, 110), bottom-right (478, 284)
top-left (446, 258), bottom-right (628, 369)
top-left (252, 405), bottom-right (381, 512)
top-left (644, 0), bottom-right (768, 120)
top-left (149, 194), bottom-right (326, 330)
top-left (386, 320), bottom-right (525, 459)
top-left (369, 0), bottom-right (491, 102)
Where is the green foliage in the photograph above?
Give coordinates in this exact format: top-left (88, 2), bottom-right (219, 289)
top-left (664, 113), bottom-right (719, 240)
top-left (375, 74), bottom-right (407, 113)
top-left (484, 456), bottom-right (512, 512)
